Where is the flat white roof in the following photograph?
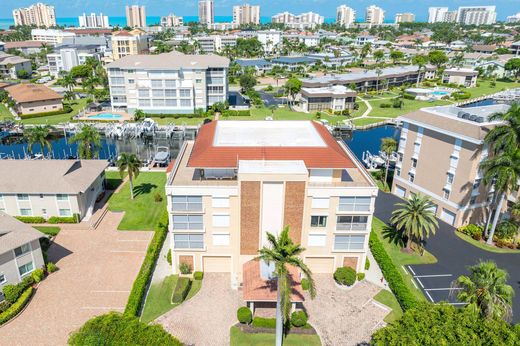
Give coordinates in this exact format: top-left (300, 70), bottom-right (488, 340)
top-left (213, 121), bottom-right (326, 147)
top-left (238, 160), bottom-right (308, 174)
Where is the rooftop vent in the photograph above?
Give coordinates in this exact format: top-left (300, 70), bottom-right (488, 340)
top-left (469, 114), bottom-right (478, 121)
top-left (476, 116), bottom-right (485, 123)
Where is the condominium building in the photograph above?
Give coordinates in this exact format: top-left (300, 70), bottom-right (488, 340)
top-left (111, 29), bottom-right (149, 60)
top-left (199, 0), bottom-right (215, 26)
top-left (126, 5), bottom-right (146, 28)
top-left (31, 29), bottom-right (75, 45)
top-left (395, 13), bottom-right (415, 23)
top-left (161, 14), bottom-right (184, 27)
top-left (233, 4), bottom-right (260, 25)
top-left (78, 12), bottom-right (109, 28)
top-left (392, 104), bottom-right (510, 227)
top-left (257, 30), bottom-right (282, 53)
top-left (442, 68), bottom-right (479, 87)
top-left (428, 7), bottom-right (449, 23)
top-left (271, 11), bottom-right (324, 29)
top-left (106, 52), bottom-right (229, 114)
top-left (300, 85), bottom-right (357, 113)
top-left (507, 12), bottom-right (520, 23)
top-left (365, 5), bottom-right (385, 25)
top-left (13, 3), bottom-right (56, 27)
top-left (0, 52), bottom-right (32, 79)
top-left (457, 6), bottom-right (496, 25)
top-left (47, 45), bottom-right (103, 77)
top-left (166, 120), bottom-right (377, 289)
top-left (336, 5), bottom-right (356, 28)
top-left (194, 35), bottom-right (237, 54)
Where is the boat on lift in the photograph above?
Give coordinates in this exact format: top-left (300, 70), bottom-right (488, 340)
top-left (153, 146), bottom-right (170, 167)
top-left (362, 150), bottom-right (385, 169)
top-left (142, 118), bottom-right (157, 136)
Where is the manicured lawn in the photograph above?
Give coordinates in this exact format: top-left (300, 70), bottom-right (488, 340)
top-left (108, 172), bottom-right (167, 230)
top-left (372, 217), bottom-right (437, 302)
top-left (21, 99), bottom-right (87, 125)
top-left (373, 289), bottom-right (403, 323)
top-left (454, 231), bottom-right (520, 254)
top-left (230, 326), bottom-right (321, 346)
top-left (352, 117), bottom-right (386, 126)
top-left (105, 170), bottom-right (126, 191)
top-left (34, 226), bottom-right (61, 237)
top-left (367, 98), bottom-right (451, 118)
top-left (467, 80), bottom-right (520, 98)
top-left (0, 103), bottom-right (14, 121)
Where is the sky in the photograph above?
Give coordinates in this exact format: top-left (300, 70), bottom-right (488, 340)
top-left (0, 0), bottom-right (519, 21)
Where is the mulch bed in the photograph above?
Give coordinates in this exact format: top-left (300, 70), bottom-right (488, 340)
top-left (234, 323), bottom-right (317, 335)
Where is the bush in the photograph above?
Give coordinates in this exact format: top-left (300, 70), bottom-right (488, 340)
top-left (68, 312), bottom-right (182, 345)
top-left (290, 311), bottom-right (308, 327)
top-left (379, 103), bottom-right (392, 108)
top-left (124, 211), bottom-right (169, 316)
top-left (357, 273), bottom-right (366, 281)
top-left (0, 287), bottom-right (33, 326)
top-left (452, 91), bottom-right (471, 100)
top-left (252, 317), bottom-right (276, 329)
top-left (301, 278), bottom-right (310, 290)
top-left (31, 268), bottom-right (45, 283)
top-left (15, 216), bottom-right (46, 224)
top-left (166, 249), bottom-right (172, 265)
top-left (334, 267), bottom-right (356, 286)
top-left (46, 262), bottom-right (58, 273)
top-left (19, 105), bottom-right (73, 119)
top-left (179, 262), bottom-right (192, 275)
top-left (171, 277), bottom-right (191, 304)
top-left (369, 231), bottom-right (418, 311)
top-left (193, 271), bottom-right (204, 280)
top-left (402, 93), bottom-right (415, 100)
top-left (153, 193), bottom-right (163, 203)
top-left (48, 214), bottom-right (80, 224)
top-left (237, 307), bottom-right (252, 324)
top-left (2, 284), bottom-right (25, 304)
top-left (365, 258), bottom-right (371, 270)
top-left (457, 224), bottom-right (483, 240)
top-left (0, 300), bottom-right (11, 314)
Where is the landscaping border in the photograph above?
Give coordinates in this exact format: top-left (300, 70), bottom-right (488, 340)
top-left (0, 287), bottom-right (35, 327)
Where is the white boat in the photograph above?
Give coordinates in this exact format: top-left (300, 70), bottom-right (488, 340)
top-left (112, 124), bottom-right (126, 140)
top-left (153, 146), bottom-right (170, 166)
top-left (362, 150), bottom-right (385, 169)
top-left (142, 118), bottom-right (157, 135)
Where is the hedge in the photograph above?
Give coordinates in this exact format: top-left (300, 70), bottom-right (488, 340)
top-left (291, 311), bottom-right (308, 327)
top-left (15, 216), bottom-right (46, 224)
top-left (171, 277), bottom-right (191, 304)
top-left (124, 211), bottom-right (169, 316)
top-left (221, 109), bottom-right (251, 117)
top-left (369, 231), bottom-right (418, 311)
top-left (193, 271), bottom-right (204, 280)
top-left (0, 287), bottom-right (33, 326)
top-left (19, 105), bottom-right (73, 119)
top-left (47, 214), bottom-right (80, 224)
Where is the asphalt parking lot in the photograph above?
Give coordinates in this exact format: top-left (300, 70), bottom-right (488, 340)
top-left (406, 265), bottom-right (464, 305)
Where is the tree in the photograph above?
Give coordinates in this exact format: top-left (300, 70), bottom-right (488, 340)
top-left (63, 90), bottom-right (75, 105)
top-left (505, 58), bottom-right (520, 81)
top-left (373, 49), bottom-right (385, 64)
top-left (360, 43), bottom-right (372, 61)
top-left (389, 50), bottom-right (404, 64)
top-left (68, 125), bottom-right (101, 159)
top-left (24, 125), bottom-right (53, 158)
top-left (117, 153), bottom-right (141, 200)
top-left (453, 261), bottom-right (514, 321)
top-left (133, 109), bottom-right (145, 121)
top-left (380, 137), bottom-right (397, 189)
top-left (427, 50), bottom-right (448, 71)
top-left (390, 194), bottom-right (439, 252)
top-left (412, 55), bottom-right (428, 87)
top-left (16, 69), bottom-right (30, 79)
top-left (484, 103), bottom-right (520, 155)
top-left (69, 64), bottom-right (92, 79)
top-left (239, 73), bottom-right (257, 93)
top-left (256, 226), bottom-right (316, 346)
top-left (153, 41), bottom-right (173, 54)
top-left (62, 74), bottom-right (76, 92)
top-left (284, 77), bottom-right (302, 106)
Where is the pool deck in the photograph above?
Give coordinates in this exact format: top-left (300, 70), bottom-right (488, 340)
top-left (77, 111), bottom-right (133, 122)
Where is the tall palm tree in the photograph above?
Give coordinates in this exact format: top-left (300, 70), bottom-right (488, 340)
top-left (484, 103), bottom-right (520, 156)
top-left (412, 55), bottom-right (427, 87)
top-left (63, 90), bottom-right (75, 105)
top-left (256, 226), bottom-right (316, 346)
top-left (24, 125), bottom-right (53, 158)
top-left (390, 194), bottom-right (439, 252)
top-left (453, 260), bottom-right (514, 321)
top-left (380, 137), bottom-right (397, 190)
top-left (116, 153), bottom-right (141, 200)
top-left (62, 74), bottom-right (76, 92)
top-left (68, 125), bottom-right (101, 159)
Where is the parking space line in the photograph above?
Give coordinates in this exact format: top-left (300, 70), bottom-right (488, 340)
top-left (407, 266), bottom-right (416, 275)
top-left (425, 290), bottom-right (435, 302)
top-left (415, 277), bottom-right (425, 289)
top-left (424, 288), bottom-right (461, 291)
top-left (413, 274), bottom-right (452, 278)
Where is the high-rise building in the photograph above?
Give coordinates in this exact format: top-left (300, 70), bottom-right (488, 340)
top-left (161, 14), bottom-right (184, 27)
top-left (271, 11), bottom-right (324, 29)
top-left (336, 5), bottom-right (356, 27)
top-left (232, 4), bottom-right (260, 25)
top-left (457, 6), bottom-right (496, 25)
top-left (12, 3), bottom-right (56, 27)
top-left (507, 12), bottom-right (520, 23)
top-left (125, 5), bottom-right (146, 28)
top-left (199, 0), bottom-right (215, 26)
top-left (365, 5), bottom-right (385, 25)
top-left (428, 7), bottom-right (458, 23)
top-left (395, 13), bottom-right (415, 23)
top-left (78, 13), bottom-right (109, 28)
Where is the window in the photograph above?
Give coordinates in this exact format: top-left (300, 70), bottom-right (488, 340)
top-left (411, 158), bottom-right (417, 168)
top-left (469, 195), bottom-right (477, 205)
top-left (180, 99), bottom-right (191, 107)
top-left (14, 243), bottom-right (31, 257)
top-left (443, 189), bottom-right (450, 200)
top-left (172, 215), bottom-right (203, 230)
top-left (212, 214), bottom-right (230, 227)
top-left (336, 215), bottom-right (368, 231)
top-left (110, 77), bottom-right (124, 85)
top-left (408, 173), bottom-right (415, 183)
top-left (152, 89), bottom-right (165, 97)
top-left (165, 99), bottom-right (177, 106)
top-left (165, 89), bottom-right (176, 97)
top-left (172, 196), bottom-right (203, 212)
top-left (138, 89), bottom-right (150, 97)
top-left (311, 216), bottom-right (327, 227)
top-left (59, 209), bottom-right (71, 217)
top-left (334, 235), bottom-right (365, 250)
top-left (173, 233), bottom-right (204, 249)
top-left (139, 99), bottom-right (151, 107)
top-left (473, 179), bottom-right (481, 189)
top-left (128, 79), bottom-right (135, 84)
top-left (151, 80), bottom-right (163, 88)
top-left (41, 208), bottom-right (47, 215)
top-left (179, 89), bottom-right (191, 97)
top-left (446, 173), bottom-right (454, 184)
top-left (17, 194), bottom-right (29, 201)
top-left (212, 197), bottom-right (229, 208)
top-left (308, 234), bottom-right (326, 247)
top-left (18, 262), bottom-right (34, 277)
top-left (56, 194), bottom-right (68, 201)
top-left (212, 233), bottom-right (230, 246)
top-left (395, 168), bottom-right (401, 176)
top-left (196, 79), bottom-right (202, 83)
top-left (19, 208), bottom-right (32, 216)
top-left (0, 273), bottom-right (5, 284)
top-left (311, 198), bottom-right (329, 209)
top-left (338, 197), bottom-right (371, 212)
top-left (39, 194), bottom-right (44, 199)
top-left (165, 80), bottom-right (176, 88)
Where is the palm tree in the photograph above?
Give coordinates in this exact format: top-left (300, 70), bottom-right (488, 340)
top-left (68, 125), bottom-right (101, 159)
top-left (24, 125), bottom-right (53, 158)
top-left (133, 109), bottom-right (145, 121)
top-left (484, 104), bottom-right (520, 155)
top-left (256, 227), bottom-right (316, 346)
top-left (390, 194), bottom-right (439, 252)
top-left (63, 90), bottom-right (75, 105)
top-left (380, 137), bottom-right (397, 190)
top-left (62, 74), bottom-right (76, 92)
top-left (117, 153), bottom-right (141, 200)
top-left (453, 260), bottom-right (514, 321)
top-left (412, 55), bottom-right (428, 87)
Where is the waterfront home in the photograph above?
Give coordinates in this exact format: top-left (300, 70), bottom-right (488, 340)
top-left (299, 85), bottom-right (357, 113)
top-left (0, 212), bottom-right (45, 300)
top-left (0, 52), bottom-right (32, 79)
top-left (0, 160), bottom-right (108, 222)
top-left (5, 84), bottom-right (63, 116)
top-left (442, 68), bottom-right (479, 87)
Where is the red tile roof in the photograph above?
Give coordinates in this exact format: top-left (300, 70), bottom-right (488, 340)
top-left (187, 121), bottom-right (355, 169)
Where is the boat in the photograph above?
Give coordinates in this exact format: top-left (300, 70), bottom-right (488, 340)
top-left (111, 124), bottom-right (126, 140)
top-left (362, 150), bottom-right (385, 169)
top-left (153, 146), bottom-right (170, 167)
top-left (142, 118), bottom-right (157, 136)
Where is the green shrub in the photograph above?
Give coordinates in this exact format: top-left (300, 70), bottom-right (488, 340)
top-left (369, 231), bottom-right (418, 311)
top-left (290, 311), bottom-right (308, 327)
top-left (357, 273), bottom-right (366, 281)
top-left (334, 267), bottom-right (356, 286)
top-left (252, 317), bottom-right (276, 329)
top-left (46, 262), bottom-right (58, 273)
top-left (452, 90), bottom-right (471, 100)
top-left (457, 224), bottom-right (483, 240)
top-left (193, 271), bottom-right (204, 280)
top-left (179, 262), bottom-right (192, 275)
top-left (47, 214), bottom-right (80, 224)
top-left (15, 216), bottom-right (46, 224)
top-left (166, 249), bottom-right (172, 266)
top-left (2, 284), bottom-right (25, 304)
top-left (237, 307), bottom-right (252, 324)
top-left (402, 93), bottom-right (415, 100)
top-left (379, 103), bottom-right (392, 108)
top-left (19, 105), bottom-right (73, 119)
top-left (0, 287), bottom-right (33, 326)
top-left (301, 278), bottom-right (310, 290)
top-left (0, 301), bottom-right (11, 314)
top-left (365, 258), bottom-right (371, 270)
top-left (124, 211), bottom-right (169, 316)
top-left (154, 192), bottom-right (163, 203)
top-left (31, 268), bottom-right (45, 283)
top-left (68, 312), bottom-right (182, 345)
top-left (171, 277), bottom-right (191, 304)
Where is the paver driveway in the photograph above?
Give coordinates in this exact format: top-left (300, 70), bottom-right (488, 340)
top-left (304, 274), bottom-right (388, 346)
top-left (0, 212), bottom-right (152, 346)
top-left (157, 273), bottom-right (242, 346)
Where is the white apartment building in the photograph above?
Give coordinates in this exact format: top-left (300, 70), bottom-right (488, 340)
top-left (395, 13), bottom-right (415, 23)
top-left (13, 3), bottom-right (56, 27)
top-left (106, 52), bottom-right (229, 114)
top-left (195, 35), bottom-right (237, 54)
top-left (271, 11), bottom-right (324, 29)
top-left (428, 7), bottom-right (449, 23)
top-left (336, 5), bottom-right (356, 28)
top-left (365, 5), bottom-right (385, 25)
top-left (47, 47), bottom-right (102, 77)
top-left (507, 12), bottom-right (520, 23)
top-left (31, 29), bottom-right (75, 45)
top-left (78, 12), bottom-right (109, 28)
top-left (457, 6), bottom-right (496, 26)
top-left (126, 5), bottom-right (146, 28)
top-left (233, 4), bottom-right (260, 25)
top-left (199, 0), bottom-right (215, 26)
top-left (257, 30), bottom-right (282, 53)
top-left (161, 14), bottom-right (184, 27)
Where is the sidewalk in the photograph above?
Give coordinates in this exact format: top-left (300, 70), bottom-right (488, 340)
top-left (365, 248), bottom-right (389, 290)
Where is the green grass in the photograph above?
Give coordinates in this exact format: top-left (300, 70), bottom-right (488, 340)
top-left (34, 226), bottom-right (60, 237)
top-left (367, 98), bottom-right (451, 118)
top-left (467, 80), bottom-right (520, 98)
top-left (0, 103), bottom-right (14, 121)
top-left (21, 99), bottom-right (87, 125)
top-left (105, 170), bottom-right (126, 191)
top-left (454, 231), bottom-right (520, 254)
top-left (230, 326), bottom-right (321, 346)
top-left (352, 117), bottom-right (386, 126)
top-left (372, 218), bottom-right (437, 302)
top-left (351, 101), bottom-right (368, 118)
top-left (374, 289), bottom-right (403, 323)
top-left (108, 172), bottom-right (167, 230)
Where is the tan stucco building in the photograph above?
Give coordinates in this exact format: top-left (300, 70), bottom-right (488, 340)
top-left (5, 83), bottom-right (63, 116)
top-left (111, 29), bottom-right (149, 60)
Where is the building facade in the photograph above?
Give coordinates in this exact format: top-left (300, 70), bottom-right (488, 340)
top-left (442, 68), bottom-right (478, 87)
top-left (13, 2), bottom-right (56, 27)
top-left (161, 14), bottom-right (184, 27)
top-left (111, 29), bottom-right (149, 60)
top-left (0, 52), bottom-right (32, 79)
top-left (257, 30), bottom-right (282, 53)
top-left (365, 5), bottom-right (385, 25)
top-left (457, 6), bottom-right (496, 25)
top-left (195, 35), bottom-right (237, 54)
top-left (31, 29), bottom-right (75, 45)
top-left (166, 121), bottom-right (377, 286)
top-left (126, 5), bottom-right (146, 28)
top-left (336, 5), bottom-right (356, 28)
top-left (271, 12), bottom-right (324, 29)
top-left (47, 46), bottom-right (103, 77)
top-left (5, 84), bottom-right (62, 116)
top-left (198, 0), bottom-right (215, 26)
top-left (78, 12), bottom-right (109, 28)
top-left (300, 85), bottom-right (357, 113)
top-left (233, 4), bottom-right (260, 25)
top-left (395, 13), bottom-right (415, 23)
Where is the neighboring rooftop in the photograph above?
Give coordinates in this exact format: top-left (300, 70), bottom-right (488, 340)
top-left (301, 85), bottom-right (356, 97)
top-left (0, 212), bottom-right (44, 255)
top-left (106, 51), bottom-right (230, 70)
top-left (444, 68), bottom-right (479, 76)
top-left (5, 84), bottom-right (62, 103)
top-left (3, 40), bottom-right (44, 49)
top-left (0, 52), bottom-right (31, 66)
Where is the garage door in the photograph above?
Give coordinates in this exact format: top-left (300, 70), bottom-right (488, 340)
top-left (395, 185), bottom-right (406, 198)
top-left (203, 256), bottom-right (232, 272)
top-left (305, 257), bottom-right (334, 273)
top-left (440, 209), bottom-right (456, 225)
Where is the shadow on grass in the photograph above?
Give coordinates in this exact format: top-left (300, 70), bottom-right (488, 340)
top-left (133, 183), bottom-right (157, 198)
top-left (381, 224), bottom-right (407, 248)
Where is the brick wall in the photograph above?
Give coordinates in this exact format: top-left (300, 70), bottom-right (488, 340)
top-left (240, 181), bottom-right (261, 255)
top-left (283, 181), bottom-right (306, 244)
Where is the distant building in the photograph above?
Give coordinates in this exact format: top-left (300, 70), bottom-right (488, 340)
top-left (512, 41), bottom-right (520, 56)
top-left (336, 5), bottom-right (356, 28)
top-left (428, 7), bottom-right (449, 23)
top-left (300, 85), bottom-right (357, 113)
top-left (199, 0), bottom-right (215, 26)
top-left (442, 68), bottom-right (478, 87)
top-left (271, 11), bottom-right (324, 29)
top-left (0, 42), bottom-right (4, 52)
top-left (13, 3), bottom-right (56, 27)
top-left (47, 45), bottom-right (104, 77)
top-left (257, 30), bottom-right (282, 53)
top-left (161, 14), bottom-right (184, 27)
top-left (111, 29), bottom-right (149, 60)
top-left (233, 4), bottom-right (260, 25)
top-left (3, 41), bottom-right (45, 55)
top-left (395, 13), bottom-right (415, 23)
top-left (126, 5), bottom-right (146, 28)
top-left (31, 29), bottom-right (75, 45)
top-left (365, 5), bottom-right (385, 25)
top-left (5, 84), bottom-right (62, 115)
top-left (507, 12), bottom-right (520, 23)
top-left (0, 52), bottom-right (32, 79)
top-left (78, 12), bottom-right (109, 28)
top-left (457, 6), bottom-right (496, 25)
top-left (194, 35), bottom-right (237, 54)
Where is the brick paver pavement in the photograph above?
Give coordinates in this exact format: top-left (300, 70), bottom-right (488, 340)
top-left (0, 212), bottom-right (153, 346)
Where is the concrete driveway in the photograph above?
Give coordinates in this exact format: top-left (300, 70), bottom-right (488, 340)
top-left (304, 274), bottom-right (387, 346)
top-left (0, 212), bottom-right (152, 345)
top-left (157, 273), bottom-right (242, 346)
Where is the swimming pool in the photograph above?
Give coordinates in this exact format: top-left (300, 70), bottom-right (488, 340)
top-left (431, 91), bottom-right (449, 96)
top-left (87, 113), bottom-right (124, 120)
